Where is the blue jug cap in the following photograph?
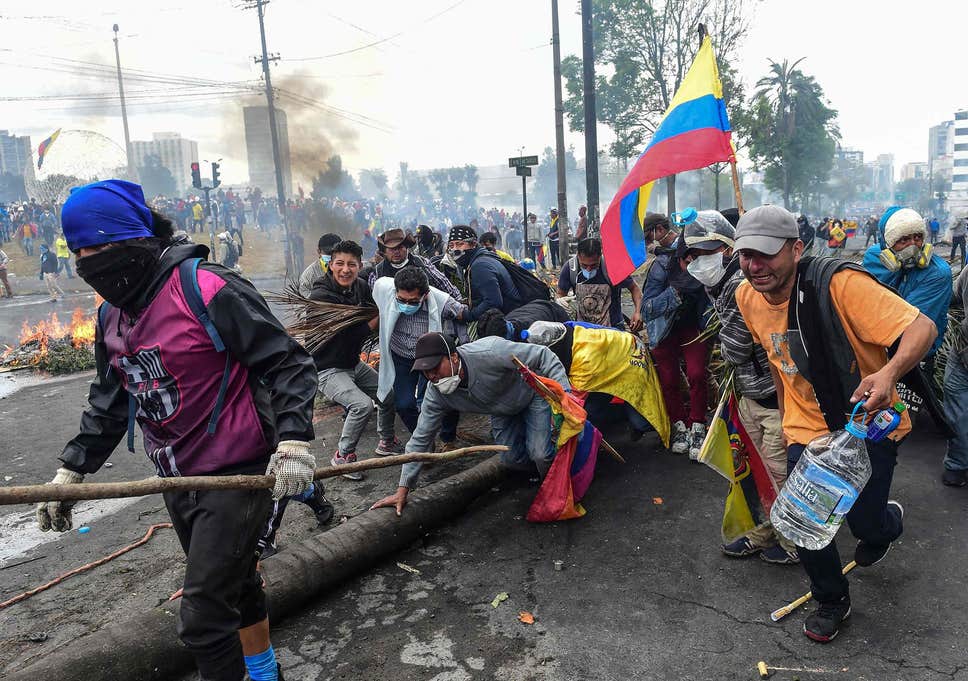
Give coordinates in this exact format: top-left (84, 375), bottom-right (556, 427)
top-left (520, 329), bottom-right (530, 340)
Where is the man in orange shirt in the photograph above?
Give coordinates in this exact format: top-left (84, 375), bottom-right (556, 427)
top-left (734, 205), bottom-right (937, 643)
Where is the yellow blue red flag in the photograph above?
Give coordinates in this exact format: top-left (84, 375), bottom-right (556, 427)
top-left (601, 36), bottom-right (734, 284)
top-left (37, 129), bottom-right (61, 170)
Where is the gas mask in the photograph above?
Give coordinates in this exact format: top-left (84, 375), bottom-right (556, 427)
top-left (686, 252), bottom-right (728, 287)
top-left (878, 243), bottom-right (931, 272)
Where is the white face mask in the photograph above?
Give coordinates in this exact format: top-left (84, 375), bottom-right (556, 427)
top-left (433, 356), bottom-right (461, 394)
top-left (686, 252), bottom-right (728, 287)
top-left (390, 257), bottom-right (410, 269)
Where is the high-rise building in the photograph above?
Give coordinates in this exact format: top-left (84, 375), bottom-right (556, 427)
top-left (929, 120), bottom-right (955, 194)
top-left (952, 110), bottom-right (968, 216)
top-left (131, 132), bottom-right (199, 196)
top-left (835, 147), bottom-right (864, 165)
top-left (243, 106), bottom-right (292, 198)
top-left (864, 153), bottom-right (895, 203)
top-left (899, 162), bottom-right (929, 182)
top-left (0, 130), bottom-right (32, 177)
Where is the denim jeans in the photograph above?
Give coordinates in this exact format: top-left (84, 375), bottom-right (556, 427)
top-left (57, 256), bottom-right (73, 278)
top-left (391, 351), bottom-right (458, 441)
top-left (943, 356), bottom-right (968, 471)
top-left (787, 438), bottom-right (903, 603)
top-left (584, 392), bottom-right (650, 433)
top-left (317, 362), bottom-right (395, 455)
top-left (490, 395), bottom-right (555, 476)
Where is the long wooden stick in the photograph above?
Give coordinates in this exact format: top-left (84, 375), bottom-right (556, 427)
top-left (511, 356), bottom-right (625, 463)
top-left (0, 445), bottom-right (507, 505)
top-left (730, 159), bottom-right (745, 214)
top-left (770, 560), bottom-right (857, 622)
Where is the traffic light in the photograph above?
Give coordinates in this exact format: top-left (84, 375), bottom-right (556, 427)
top-left (211, 162), bottom-right (221, 188)
top-left (191, 162), bottom-right (202, 189)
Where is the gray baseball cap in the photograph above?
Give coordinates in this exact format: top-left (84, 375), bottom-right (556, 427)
top-left (734, 205), bottom-right (799, 255)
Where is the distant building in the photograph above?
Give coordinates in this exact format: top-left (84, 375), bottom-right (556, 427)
top-left (243, 106), bottom-right (292, 198)
top-left (952, 110), bottom-right (968, 216)
top-left (835, 147), bottom-right (864, 165)
top-left (899, 162), bottom-right (929, 182)
top-left (0, 130), bottom-right (32, 177)
top-left (864, 153), bottom-right (894, 203)
top-left (131, 132), bottom-right (199, 196)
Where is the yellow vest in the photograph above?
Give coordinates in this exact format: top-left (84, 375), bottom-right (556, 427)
top-left (54, 237), bottom-right (70, 258)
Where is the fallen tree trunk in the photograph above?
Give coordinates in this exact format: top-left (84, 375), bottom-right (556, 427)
top-left (0, 445), bottom-right (506, 505)
top-left (3, 455), bottom-right (507, 681)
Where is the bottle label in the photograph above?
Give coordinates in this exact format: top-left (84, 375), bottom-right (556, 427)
top-left (783, 461), bottom-right (859, 527)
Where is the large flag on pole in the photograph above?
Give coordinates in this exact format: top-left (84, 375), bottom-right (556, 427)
top-left (37, 129), bottom-right (61, 170)
top-left (601, 36), bottom-right (735, 284)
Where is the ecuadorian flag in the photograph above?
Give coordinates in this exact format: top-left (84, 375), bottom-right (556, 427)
top-left (602, 36), bottom-right (734, 284)
top-left (37, 128), bottom-right (61, 170)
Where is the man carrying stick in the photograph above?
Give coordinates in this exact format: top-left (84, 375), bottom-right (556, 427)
top-left (35, 180), bottom-right (318, 681)
top-left (733, 205), bottom-right (936, 643)
top-left (371, 332), bottom-right (570, 515)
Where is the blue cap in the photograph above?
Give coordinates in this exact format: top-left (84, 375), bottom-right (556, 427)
top-left (520, 329), bottom-right (530, 340)
top-left (61, 179), bottom-right (154, 252)
top-left (672, 207), bottom-right (698, 227)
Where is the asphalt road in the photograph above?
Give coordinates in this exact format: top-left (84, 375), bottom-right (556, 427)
top-left (1, 371), bottom-right (966, 680)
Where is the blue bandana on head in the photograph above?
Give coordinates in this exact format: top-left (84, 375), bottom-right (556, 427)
top-left (61, 179), bottom-right (154, 252)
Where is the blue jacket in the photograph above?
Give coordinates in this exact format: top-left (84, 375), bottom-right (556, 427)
top-left (463, 247), bottom-right (523, 320)
top-left (641, 240), bottom-right (708, 347)
top-left (862, 245), bottom-right (951, 355)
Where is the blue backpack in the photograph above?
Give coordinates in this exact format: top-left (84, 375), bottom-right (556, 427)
top-left (97, 258), bottom-right (233, 453)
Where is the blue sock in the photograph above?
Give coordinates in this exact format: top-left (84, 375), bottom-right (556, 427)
top-left (292, 482), bottom-right (315, 503)
top-left (243, 645), bottom-right (278, 681)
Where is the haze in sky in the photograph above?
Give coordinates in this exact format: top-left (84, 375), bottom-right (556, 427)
top-left (1, 0), bottom-right (964, 187)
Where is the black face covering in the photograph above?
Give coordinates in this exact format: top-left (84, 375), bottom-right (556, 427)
top-left (76, 241), bottom-right (161, 311)
top-left (455, 249), bottom-right (474, 270)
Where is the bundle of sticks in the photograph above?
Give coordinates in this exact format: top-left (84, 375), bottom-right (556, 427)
top-left (266, 281), bottom-right (378, 353)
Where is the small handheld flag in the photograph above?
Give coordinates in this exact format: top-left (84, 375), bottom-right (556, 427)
top-left (37, 129), bottom-right (62, 170)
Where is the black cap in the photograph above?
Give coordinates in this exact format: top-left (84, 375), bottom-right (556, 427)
top-left (411, 332), bottom-right (455, 371)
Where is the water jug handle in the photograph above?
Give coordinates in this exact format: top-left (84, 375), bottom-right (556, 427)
top-left (849, 400), bottom-right (867, 425)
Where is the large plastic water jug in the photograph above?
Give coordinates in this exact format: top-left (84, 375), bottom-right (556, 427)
top-left (770, 402), bottom-right (872, 550)
top-left (520, 321), bottom-right (567, 345)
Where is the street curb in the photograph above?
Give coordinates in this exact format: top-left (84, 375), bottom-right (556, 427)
top-left (3, 456), bottom-right (506, 681)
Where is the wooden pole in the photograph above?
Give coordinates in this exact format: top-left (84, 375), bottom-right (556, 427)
top-left (0, 445), bottom-right (507, 505)
top-left (730, 159), bottom-right (745, 214)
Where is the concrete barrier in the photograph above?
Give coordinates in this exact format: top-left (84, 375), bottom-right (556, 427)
top-left (4, 456), bottom-right (505, 681)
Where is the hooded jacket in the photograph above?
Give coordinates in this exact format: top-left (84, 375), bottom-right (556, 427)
top-left (60, 242), bottom-right (317, 477)
top-left (462, 247), bottom-right (524, 320)
top-left (309, 270), bottom-right (375, 371)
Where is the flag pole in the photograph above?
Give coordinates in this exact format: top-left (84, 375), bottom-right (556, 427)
top-left (730, 160), bottom-right (745, 214)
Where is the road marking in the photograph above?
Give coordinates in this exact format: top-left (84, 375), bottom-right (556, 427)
top-left (0, 496), bottom-right (144, 566)
top-left (0, 292), bottom-right (95, 310)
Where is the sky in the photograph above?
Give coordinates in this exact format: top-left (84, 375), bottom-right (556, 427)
top-left (0, 0), bottom-right (965, 188)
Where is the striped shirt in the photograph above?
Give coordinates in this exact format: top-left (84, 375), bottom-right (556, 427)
top-left (715, 272), bottom-right (776, 400)
top-left (390, 296), bottom-right (466, 360)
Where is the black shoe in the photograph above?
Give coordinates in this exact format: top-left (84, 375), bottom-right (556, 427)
top-left (302, 483), bottom-right (335, 526)
top-left (721, 536), bottom-right (761, 558)
top-left (803, 597), bottom-right (851, 643)
top-left (854, 500), bottom-right (903, 567)
top-left (942, 468), bottom-right (968, 487)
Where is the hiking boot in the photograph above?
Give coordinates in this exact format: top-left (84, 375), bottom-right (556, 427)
top-left (854, 500), bottom-right (903, 567)
top-left (942, 468), bottom-right (968, 487)
top-left (721, 536), bottom-right (762, 558)
top-left (375, 436), bottom-right (404, 457)
top-left (302, 482), bottom-right (335, 526)
top-left (331, 451), bottom-right (364, 481)
top-left (803, 597), bottom-right (851, 643)
top-left (759, 544), bottom-right (800, 565)
top-left (688, 422), bottom-right (707, 461)
top-left (670, 421), bottom-right (689, 454)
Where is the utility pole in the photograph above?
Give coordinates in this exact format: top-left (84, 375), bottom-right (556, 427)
top-left (551, 0), bottom-right (569, 263)
top-left (580, 0), bottom-right (600, 236)
top-left (112, 24), bottom-right (133, 178)
top-left (249, 0), bottom-right (294, 276)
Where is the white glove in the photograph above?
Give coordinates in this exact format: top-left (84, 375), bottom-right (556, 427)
top-left (37, 468), bottom-right (84, 532)
top-left (266, 441), bottom-right (315, 500)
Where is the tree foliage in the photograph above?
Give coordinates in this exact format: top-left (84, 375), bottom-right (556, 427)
top-left (533, 145), bottom-right (588, 211)
top-left (745, 59), bottom-right (839, 209)
top-left (561, 0), bottom-right (752, 161)
top-left (311, 155), bottom-right (359, 200)
top-left (138, 154), bottom-right (176, 199)
top-left (358, 168), bottom-right (389, 199)
top-left (823, 154), bottom-right (869, 214)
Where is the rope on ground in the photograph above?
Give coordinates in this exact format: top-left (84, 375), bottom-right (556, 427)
top-left (0, 523), bottom-right (173, 611)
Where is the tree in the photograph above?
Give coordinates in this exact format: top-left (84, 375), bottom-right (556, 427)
top-left (312, 155), bottom-right (358, 200)
top-left (561, 0), bottom-right (753, 210)
top-left (394, 162), bottom-right (411, 197)
top-left (823, 154), bottom-right (869, 214)
top-left (138, 154), bottom-right (176, 199)
top-left (534, 146), bottom-right (586, 211)
top-left (746, 59), bottom-right (839, 208)
top-left (358, 167), bottom-right (389, 199)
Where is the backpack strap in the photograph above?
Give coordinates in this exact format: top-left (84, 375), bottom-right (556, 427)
top-left (178, 258), bottom-right (233, 435)
top-left (568, 255), bottom-right (578, 289)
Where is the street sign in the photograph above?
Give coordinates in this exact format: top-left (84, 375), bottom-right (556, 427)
top-left (516, 166), bottom-right (532, 177)
top-left (508, 155), bottom-right (539, 168)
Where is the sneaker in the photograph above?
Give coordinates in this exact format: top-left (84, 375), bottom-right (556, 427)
top-left (302, 483), bottom-right (335, 526)
top-left (670, 421), bottom-right (689, 454)
top-left (803, 597), bottom-right (851, 643)
top-left (759, 544), bottom-right (800, 565)
top-left (854, 500), bottom-right (903, 567)
top-left (331, 451), bottom-right (364, 481)
top-left (942, 468), bottom-right (968, 487)
top-left (375, 437), bottom-right (404, 457)
top-left (688, 422), bottom-right (707, 461)
top-left (721, 536), bottom-right (762, 558)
